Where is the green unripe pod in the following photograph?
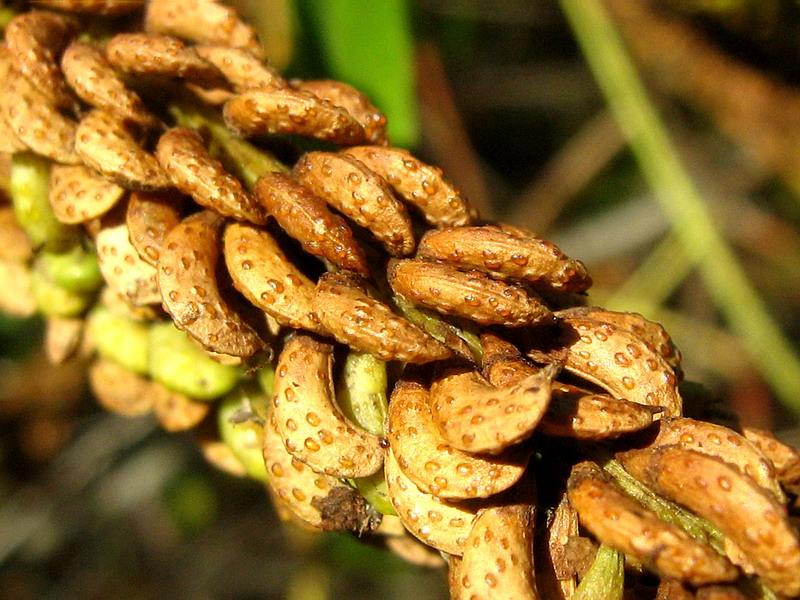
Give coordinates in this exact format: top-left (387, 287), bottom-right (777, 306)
top-left (337, 351), bottom-right (388, 437)
top-left (571, 545), bottom-right (625, 600)
top-left (352, 471), bottom-right (397, 517)
top-left (86, 305), bottom-right (150, 375)
top-left (38, 243), bottom-right (102, 294)
top-left (218, 387), bottom-right (269, 481)
top-left (30, 262), bottom-right (94, 317)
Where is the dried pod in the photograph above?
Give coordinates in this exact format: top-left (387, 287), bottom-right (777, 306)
top-left (95, 218), bottom-right (161, 306)
top-left (294, 80), bottom-right (388, 145)
top-left (384, 447), bottom-right (477, 556)
top-left (388, 259), bottom-right (554, 327)
top-left (619, 447), bottom-right (800, 597)
top-left (0, 205), bottom-right (34, 263)
top-left (315, 272), bottom-right (452, 364)
top-left (126, 190), bottom-right (185, 267)
top-left (387, 377), bottom-right (528, 500)
top-left (61, 41), bottom-right (155, 127)
top-left (145, 0), bottom-right (263, 58)
top-left (742, 427), bottom-right (800, 490)
top-left (417, 225), bottom-right (592, 293)
top-left (254, 172), bottom-right (369, 277)
top-left (151, 381), bottom-right (211, 432)
top-left (157, 211), bottom-right (264, 357)
top-left (75, 109), bottom-right (170, 190)
top-left (0, 46), bottom-right (29, 154)
top-left (429, 365), bottom-right (556, 454)
top-left (48, 164), bottom-right (126, 224)
top-left (195, 45), bottom-right (286, 92)
top-left (450, 504), bottom-right (539, 600)
top-left (0, 262), bottom-right (36, 318)
top-left (105, 33), bottom-right (227, 89)
top-left (271, 333), bottom-right (385, 478)
top-left (89, 357), bottom-right (154, 417)
top-left (223, 86), bottom-right (367, 145)
top-left (31, 0), bottom-right (144, 15)
top-left (223, 221), bottom-right (325, 333)
top-left (344, 145), bottom-right (477, 227)
top-left (539, 492), bottom-right (579, 600)
top-left (382, 526), bottom-right (447, 569)
top-left (293, 151), bottom-right (415, 256)
top-left (156, 127), bottom-right (267, 224)
top-left (568, 461), bottom-right (737, 586)
top-left (45, 316), bottom-right (84, 364)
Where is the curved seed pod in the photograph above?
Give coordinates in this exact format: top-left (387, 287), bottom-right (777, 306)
top-left (293, 80), bottom-right (388, 145)
top-left (30, 261), bottom-right (94, 317)
top-left (344, 145), bottom-right (477, 227)
top-left (5, 10), bottom-right (78, 110)
top-left (145, 0), bottom-right (263, 58)
top-left (254, 172), bottom-right (369, 277)
top-left (619, 447), bottom-right (800, 597)
top-left (49, 164), bottom-right (126, 224)
top-left (223, 87), bottom-right (367, 145)
top-left (568, 461), bottom-right (737, 586)
top-left (156, 128), bottom-right (267, 224)
top-left (417, 225), bottom-right (592, 293)
top-left (31, 0), bottom-right (144, 15)
top-left (151, 381), bottom-right (211, 432)
top-left (272, 334), bottom-right (385, 478)
top-left (98, 286), bottom-right (160, 322)
top-left (86, 305), bottom-right (150, 375)
top-left (96, 218), bottom-right (161, 306)
top-left (429, 365), bottom-right (556, 454)
top-left (384, 447), bottom-right (476, 556)
top-left (126, 190), bottom-right (184, 267)
top-left (451, 504), bottom-right (539, 600)
top-left (540, 492), bottom-right (579, 600)
top-left (75, 109), bottom-right (170, 191)
top-left (223, 221), bottom-right (325, 333)
top-left (388, 259), bottom-right (554, 327)
top-left (89, 357), bottom-right (154, 417)
top-left (383, 527), bottom-right (446, 569)
top-left (37, 244), bottom-right (101, 294)
top-left (387, 378), bottom-right (528, 500)
top-left (199, 436), bottom-right (248, 479)
top-left (315, 272), bottom-right (452, 364)
top-left (195, 45), bottom-right (286, 92)
top-left (293, 151), bottom-right (415, 256)
top-left (742, 427), bottom-right (800, 490)
top-left (0, 205), bottom-right (34, 263)
top-left (105, 33), bottom-right (227, 89)
top-left (218, 388), bottom-right (269, 481)
top-left (0, 46), bottom-right (28, 154)
top-left (61, 41), bottom-right (155, 127)
top-left (157, 211), bottom-right (264, 357)
top-left (337, 351), bottom-right (389, 438)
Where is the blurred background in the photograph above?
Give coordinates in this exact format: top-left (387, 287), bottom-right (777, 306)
top-left (2, 0), bottom-right (800, 598)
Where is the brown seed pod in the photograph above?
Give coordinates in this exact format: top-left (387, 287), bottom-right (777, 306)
top-left (253, 172), bottom-right (369, 276)
top-left (0, 205), bottom-right (34, 262)
top-left (742, 427), bottom-right (800, 490)
top-left (223, 87), bottom-right (367, 145)
top-left (195, 45), bottom-right (286, 92)
top-left (60, 41), bottom-right (156, 127)
top-left (0, 262), bottom-right (36, 318)
top-left (271, 333), bottom-right (385, 478)
top-left (31, 0), bottom-right (144, 15)
top-left (0, 46), bottom-right (29, 153)
top-left (450, 504), bottom-right (539, 600)
top-left (293, 80), bottom-right (388, 146)
top-left (88, 357), bottom-right (154, 417)
top-left (48, 164), bottom-right (126, 224)
top-left (5, 10), bottom-right (78, 110)
top-left (145, 0), bottom-right (263, 58)
top-left (429, 365), bottom-right (556, 454)
top-left (344, 145), bottom-right (477, 227)
top-left (387, 377), bottom-right (528, 500)
top-left (382, 526), bottom-right (447, 569)
top-left (151, 381), bottom-right (211, 432)
top-left (96, 218), bottom-right (161, 306)
top-left (75, 109), bottom-right (170, 190)
top-left (540, 492), bottom-right (579, 600)
top-left (417, 225), bottom-right (592, 293)
top-left (156, 128), bottom-right (267, 225)
top-left (384, 447), bottom-right (477, 556)
top-left (315, 272), bottom-right (452, 364)
top-left (294, 151), bottom-right (415, 256)
top-left (45, 316), bottom-right (85, 364)
top-left (126, 190), bottom-right (185, 267)
top-left (223, 221), bottom-right (325, 333)
top-left (157, 211), bottom-right (264, 357)
top-left (388, 259), bottom-right (554, 327)
top-left (619, 447), bottom-right (800, 597)
top-left (568, 461), bottom-right (738, 587)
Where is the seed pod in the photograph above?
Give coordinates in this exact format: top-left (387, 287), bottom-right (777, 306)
top-left (223, 221), bottom-right (325, 333)
top-left (195, 45), bottom-right (286, 92)
top-left (45, 316), bottom-right (84, 364)
top-left (31, 0), bottom-right (144, 15)
top-left (315, 272), bottom-right (453, 364)
top-left (0, 262), bottom-right (36, 318)
top-left (429, 365), bottom-right (556, 454)
top-left (336, 351), bottom-right (389, 437)
top-left (126, 190), bottom-right (184, 267)
top-left (0, 205), bottom-right (34, 263)
top-left (86, 305), bottom-right (150, 375)
top-left (383, 525), bottom-right (446, 569)
top-left (61, 41), bottom-right (156, 127)
top-left (294, 80), bottom-right (388, 145)
top-left (157, 211), bottom-right (264, 357)
top-left (344, 145), bottom-right (477, 227)
top-left (145, 0), bottom-right (263, 58)
top-left (218, 389), bottom-right (269, 481)
top-left (89, 357), bottom-right (154, 417)
top-left (49, 164), bottom-right (126, 224)
top-left (619, 447), bottom-right (800, 597)
top-left (384, 447), bottom-right (477, 556)
top-left (156, 127), bottom-right (267, 224)
top-left (272, 333), bottom-right (385, 478)
top-left (75, 109), bottom-right (170, 191)
top-left (96, 218), bottom-right (161, 306)
top-left (30, 256), bottom-right (94, 317)
top-left (540, 492), bottom-right (579, 600)
top-left (388, 259), bottom-right (554, 327)
top-left (417, 225), bottom-right (592, 293)
top-left (568, 461), bottom-right (737, 586)
top-left (387, 377), bottom-right (528, 500)
top-left (293, 151), bottom-right (415, 256)
top-left (0, 46), bottom-right (28, 154)
top-left (451, 504), bottom-right (539, 600)
top-left (223, 87), bottom-right (367, 145)
top-left (254, 172), bottom-right (369, 277)
top-left (151, 381), bottom-right (211, 432)
top-left (742, 427), bottom-right (800, 490)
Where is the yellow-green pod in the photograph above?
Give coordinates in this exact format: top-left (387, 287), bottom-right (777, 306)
top-left (37, 243), bottom-right (102, 294)
top-left (254, 365), bottom-right (274, 421)
top-left (30, 261), bottom-right (93, 317)
top-left (572, 545), bottom-right (624, 600)
top-left (337, 351), bottom-right (388, 437)
top-left (218, 387), bottom-right (268, 481)
top-left (352, 471), bottom-right (397, 517)
top-left (86, 305), bottom-right (150, 375)
top-left (149, 321), bottom-right (241, 400)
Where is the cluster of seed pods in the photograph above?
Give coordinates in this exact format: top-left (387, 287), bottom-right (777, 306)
top-left (2, 2), bottom-right (800, 598)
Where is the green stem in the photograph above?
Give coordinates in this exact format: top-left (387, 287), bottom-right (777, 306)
top-left (560, 0), bottom-right (800, 415)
